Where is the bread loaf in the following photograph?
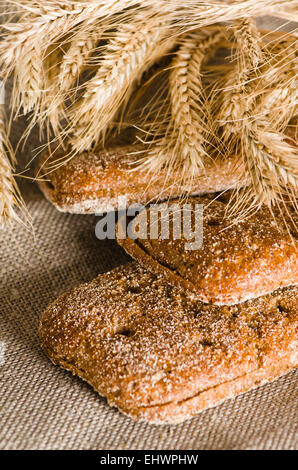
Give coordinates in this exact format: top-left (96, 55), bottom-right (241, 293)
top-left (39, 262), bottom-right (298, 424)
top-left (37, 144), bottom-right (245, 214)
top-left (117, 194), bottom-right (298, 305)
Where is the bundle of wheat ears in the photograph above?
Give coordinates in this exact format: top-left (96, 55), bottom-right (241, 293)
top-left (0, 0), bottom-right (297, 225)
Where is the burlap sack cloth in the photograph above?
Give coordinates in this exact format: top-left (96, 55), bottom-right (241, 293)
top-left (0, 17), bottom-right (297, 450)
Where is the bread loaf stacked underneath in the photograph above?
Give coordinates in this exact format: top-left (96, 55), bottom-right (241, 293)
top-left (40, 190), bottom-right (298, 423)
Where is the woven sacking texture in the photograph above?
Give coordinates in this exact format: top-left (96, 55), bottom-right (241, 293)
top-left (0, 16), bottom-right (297, 450)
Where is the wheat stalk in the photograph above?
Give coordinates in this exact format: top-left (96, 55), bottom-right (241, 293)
top-left (69, 15), bottom-right (174, 151)
top-left (0, 105), bottom-right (23, 226)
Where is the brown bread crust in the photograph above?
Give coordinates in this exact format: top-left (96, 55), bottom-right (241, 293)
top-left (37, 144), bottom-right (245, 214)
top-left (37, 124), bottom-right (296, 215)
top-left (39, 262), bottom-right (298, 424)
top-left (118, 194), bottom-right (298, 305)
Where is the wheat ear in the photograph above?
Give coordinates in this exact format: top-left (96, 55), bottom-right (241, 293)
top-left (1, 1), bottom-right (145, 64)
top-left (253, 71), bottom-right (297, 132)
top-left (249, 37), bottom-right (298, 131)
top-left (216, 18), bottom-right (264, 144)
top-left (216, 35), bottom-right (297, 140)
top-left (234, 41), bottom-right (297, 211)
top-left (12, 41), bottom-right (44, 116)
top-left (0, 105), bottom-right (23, 226)
top-left (170, 29), bottom-right (225, 168)
top-left (140, 28), bottom-right (225, 182)
top-left (38, 45), bottom-right (65, 137)
top-left (231, 18), bottom-right (264, 68)
top-left (58, 26), bottom-right (101, 94)
top-left (169, 1), bottom-right (298, 29)
top-left (69, 16), bottom-right (174, 151)
top-left (239, 126), bottom-right (298, 211)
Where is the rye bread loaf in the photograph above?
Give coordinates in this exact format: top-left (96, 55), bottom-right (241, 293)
top-left (39, 262), bottom-right (298, 425)
top-left (37, 143), bottom-right (245, 214)
top-left (36, 127), bottom-right (296, 215)
top-left (117, 194), bottom-right (298, 305)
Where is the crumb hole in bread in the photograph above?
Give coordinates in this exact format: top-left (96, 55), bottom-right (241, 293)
top-left (206, 218), bottom-right (220, 226)
top-left (276, 302), bottom-right (287, 314)
top-left (200, 340), bottom-right (213, 347)
top-left (216, 193), bottom-right (230, 203)
top-left (125, 286), bottom-right (141, 294)
top-left (116, 328), bottom-right (134, 337)
top-left (45, 180), bottom-right (55, 191)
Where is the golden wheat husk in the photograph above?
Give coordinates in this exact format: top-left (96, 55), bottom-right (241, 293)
top-left (215, 27), bottom-right (297, 212)
top-left (169, 1), bottom-right (298, 29)
top-left (138, 27), bottom-right (226, 184)
top-left (0, 1), bottom-right (297, 225)
top-left (253, 71), bottom-right (297, 132)
top-left (0, 105), bottom-right (24, 226)
top-left (234, 125), bottom-right (298, 215)
top-left (69, 14), bottom-right (175, 152)
top-left (58, 26), bottom-right (101, 94)
top-left (216, 18), bottom-right (264, 144)
top-left (1, 1), bottom-right (144, 63)
top-left (41, 45), bottom-right (66, 136)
